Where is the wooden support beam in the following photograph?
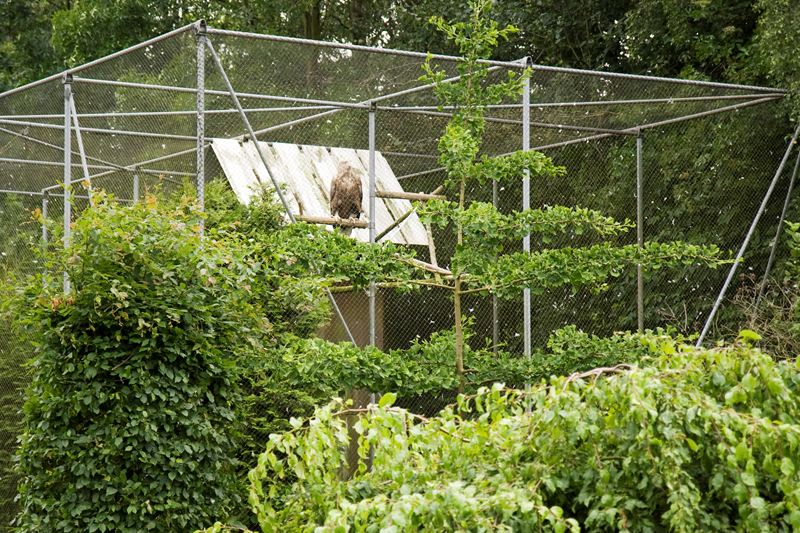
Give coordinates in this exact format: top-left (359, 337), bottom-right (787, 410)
top-left (296, 214), bottom-right (369, 228)
top-left (376, 190), bottom-right (446, 201)
top-left (376, 185), bottom-right (445, 242)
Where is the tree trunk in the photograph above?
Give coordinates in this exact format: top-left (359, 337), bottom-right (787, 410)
top-left (454, 179), bottom-right (466, 393)
top-left (303, 1), bottom-right (322, 40)
top-left (454, 278), bottom-right (464, 393)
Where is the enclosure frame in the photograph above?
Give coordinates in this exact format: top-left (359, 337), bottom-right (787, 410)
top-left (0, 19), bottom-right (794, 350)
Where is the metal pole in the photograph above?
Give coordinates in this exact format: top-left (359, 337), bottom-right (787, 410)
top-left (133, 169), bottom-right (140, 203)
top-left (0, 126), bottom-right (191, 180)
top-left (697, 124), bottom-right (800, 346)
top-left (69, 95), bottom-right (93, 201)
top-left (205, 35), bottom-right (357, 346)
top-left (206, 27), bottom-right (524, 70)
top-left (636, 134), bottom-right (644, 332)
top-left (0, 117), bottom-right (198, 141)
top-left (757, 150), bottom-right (800, 304)
top-left (522, 65), bottom-right (531, 360)
top-left (0, 22), bottom-right (197, 103)
top-left (72, 76), bottom-right (370, 110)
top-left (379, 94), bottom-right (778, 111)
top-left (369, 103), bottom-right (377, 348)
top-left (397, 96), bottom-right (782, 183)
top-left (196, 21), bottom-right (206, 235)
top-left (63, 75), bottom-right (72, 294)
top-left (41, 189), bottom-right (49, 289)
top-left (492, 178), bottom-right (499, 354)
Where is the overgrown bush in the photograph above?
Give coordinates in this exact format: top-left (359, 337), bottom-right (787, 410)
top-left (246, 337), bottom-right (800, 531)
top-left (14, 195), bottom-right (262, 531)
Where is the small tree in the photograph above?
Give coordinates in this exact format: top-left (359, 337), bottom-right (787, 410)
top-left (412, 0), bottom-right (725, 390)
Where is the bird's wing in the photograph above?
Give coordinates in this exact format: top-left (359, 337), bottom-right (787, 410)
top-left (357, 176), bottom-right (363, 214)
top-left (330, 175), bottom-right (340, 215)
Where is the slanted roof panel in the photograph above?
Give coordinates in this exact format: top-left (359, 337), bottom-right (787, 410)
top-left (210, 138), bottom-right (431, 246)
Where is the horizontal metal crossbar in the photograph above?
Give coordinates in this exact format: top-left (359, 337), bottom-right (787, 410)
top-left (379, 106), bottom-right (637, 136)
top-left (0, 188), bottom-right (132, 203)
top-left (205, 27), bottom-right (524, 70)
top-left (0, 105), bottom-right (338, 120)
top-left (397, 94), bottom-right (783, 181)
top-left (0, 156), bottom-right (194, 179)
top-left (71, 76), bottom-right (373, 110)
top-left (383, 93), bottom-right (783, 110)
top-left (0, 125), bottom-right (192, 181)
top-left (0, 117), bottom-right (197, 141)
top-left (0, 23), bottom-right (197, 101)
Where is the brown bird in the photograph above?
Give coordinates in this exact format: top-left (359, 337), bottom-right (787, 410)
top-left (329, 160), bottom-right (364, 236)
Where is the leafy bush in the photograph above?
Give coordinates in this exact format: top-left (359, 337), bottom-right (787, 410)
top-left (14, 195), bottom-right (262, 531)
top-left (246, 337), bottom-right (800, 531)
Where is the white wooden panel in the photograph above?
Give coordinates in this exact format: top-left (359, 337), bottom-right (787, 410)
top-left (240, 140), bottom-right (301, 215)
top-left (211, 139), bottom-right (262, 206)
top-left (211, 138), bottom-right (433, 246)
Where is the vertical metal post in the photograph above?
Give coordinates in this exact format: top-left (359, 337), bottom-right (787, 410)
top-left (697, 123), bottom-right (800, 346)
top-left (196, 21), bottom-right (206, 235)
top-left (368, 102), bottom-right (377, 347)
top-left (133, 169), bottom-right (140, 203)
top-left (492, 179), bottom-right (499, 354)
top-left (636, 133), bottom-right (644, 332)
top-left (522, 66), bottom-right (531, 360)
top-left (63, 74), bottom-right (72, 294)
top-left (757, 150), bottom-right (800, 304)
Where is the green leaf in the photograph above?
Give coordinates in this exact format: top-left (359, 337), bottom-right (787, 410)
top-left (738, 329), bottom-right (762, 344)
top-left (378, 392), bottom-right (397, 408)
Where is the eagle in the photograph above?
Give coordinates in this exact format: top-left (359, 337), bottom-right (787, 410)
top-left (329, 160), bottom-right (364, 236)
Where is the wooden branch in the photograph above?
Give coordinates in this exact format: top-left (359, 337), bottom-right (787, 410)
top-left (328, 279), bottom-right (455, 294)
top-left (426, 222), bottom-right (441, 283)
top-left (563, 364), bottom-right (634, 390)
top-left (296, 214), bottom-right (369, 228)
top-left (404, 257), bottom-right (452, 276)
top-left (376, 185), bottom-right (445, 242)
top-left (376, 190), bottom-right (446, 201)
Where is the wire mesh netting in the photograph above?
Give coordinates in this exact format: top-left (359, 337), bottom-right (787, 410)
top-left (0, 24), bottom-right (794, 526)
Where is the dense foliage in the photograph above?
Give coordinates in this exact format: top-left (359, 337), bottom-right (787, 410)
top-left (246, 338), bottom-right (800, 531)
top-left (14, 196), bottom-right (259, 531)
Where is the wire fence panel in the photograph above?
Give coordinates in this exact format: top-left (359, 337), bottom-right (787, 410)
top-left (0, 27), bottom-right (793, 527)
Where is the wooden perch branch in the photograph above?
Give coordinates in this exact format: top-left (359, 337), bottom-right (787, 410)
top-left (376, 185), bottom-right (445, 242)
top-left (376, 190), bottom-right (446, 201)
top-left (296, 214), bottom-right (369, 228)
top-left (404, 257), bottom-right (452, 276)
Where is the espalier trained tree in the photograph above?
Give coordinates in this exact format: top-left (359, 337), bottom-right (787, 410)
top-left (412, 0), bottom-right (727, 390)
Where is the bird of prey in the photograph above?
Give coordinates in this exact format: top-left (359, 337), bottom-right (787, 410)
top-left (329, 160), bottom-right (364, 236)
